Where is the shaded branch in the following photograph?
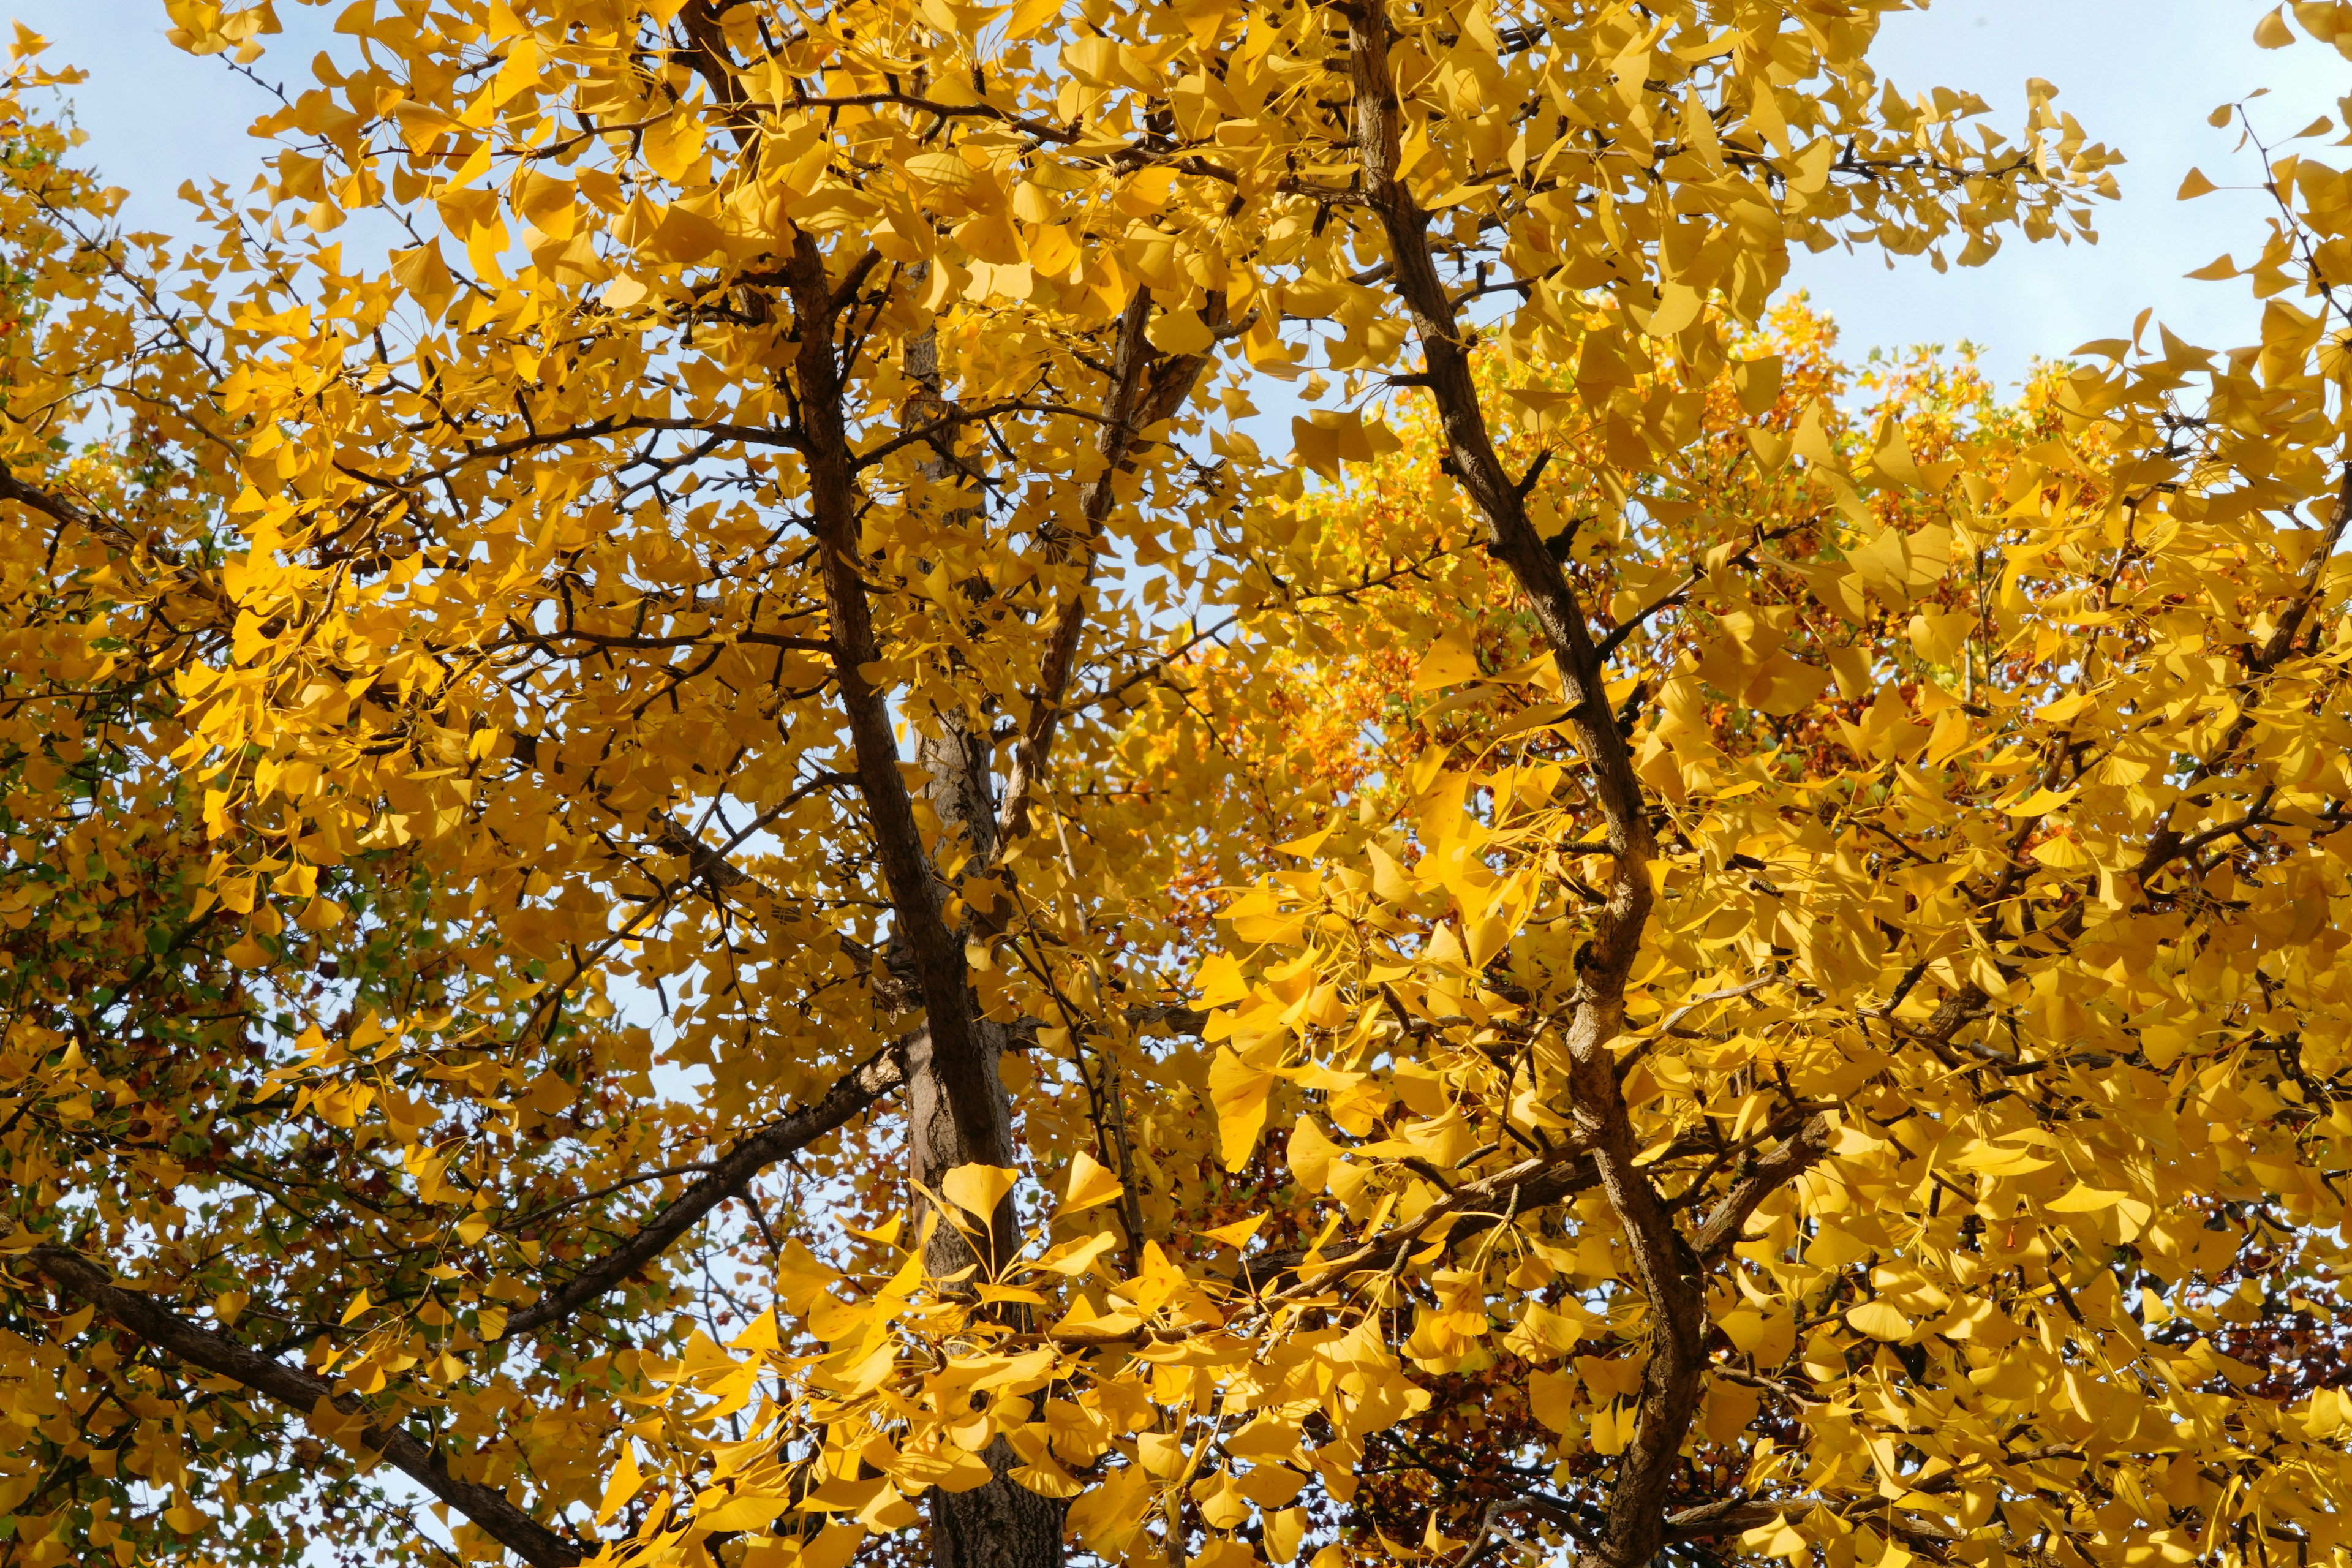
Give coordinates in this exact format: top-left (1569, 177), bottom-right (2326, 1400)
top-left (505, 1039), bottom-right (906, 1338)
top-left (15, 1243), bottom-right (584, 1567)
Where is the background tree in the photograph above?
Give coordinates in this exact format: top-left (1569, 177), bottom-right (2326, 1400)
top-left (7, 6), bottom-right (2352, 1568)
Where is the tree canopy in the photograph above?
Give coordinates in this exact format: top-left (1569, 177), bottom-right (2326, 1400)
top-left (3, 6), bottom-right (2351, 1568)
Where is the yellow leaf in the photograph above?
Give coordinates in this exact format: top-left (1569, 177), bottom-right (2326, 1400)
top-left (803, 1523), bottom-right (866, 1568)
top-left (2003, 786), bottom-right (2080, 817)
top-left (1909, 610), bottom-right (1975, 666)
top-left (388, 239), bottom-right (456, 321)
top-left (2255, 6), bottom-right (2295, 46)
top-left (1115, 165), bottom-right (1178, 216)
top-left (1278, 823), bottom-right (1335, 859)
top-left (2045, 1183), bottom-right (2125, 1213)
top-left (1287, 1116), bottom-right (1340, 1192)
top-left (1412, 627), bottom-right (1480, 691)
top-left (1845, 1300), bottom-right (1912, 1341)
top-left (730, 1310), bottom-right (781, 1352)
top-left (340, 1289), bottom-right (371, 1325)
top-left (1844, 527), bottom-right (1910, 599)
top-left (643, 111), bottom-right (708, 183)
top-left (1063, 1150), bottom-right (1125, 1212)
top-left (1649, 279), bottom-right (1706, 337)
top-left (941, 1163), bottom-right (1020, 1219)
top-left (598, 1444), bottom-right (645, 1523)
top-left (1208, 1047), bottom-right (1276, 1171)
top-left (1201, 1213), bottom-right (1265, 1249)
top-left (1034, 1231), bottom-right (1120, 1275)
top-left (698, 1490), bottom-right (791, 1532)
top-left (1003, 0), bottom-right (1063, 36)
top-left (1528, 1367), bottom-right (1579, 1432)
top-left (1265, 1507), bottom-right (1307, 1564)
top-left (2178, 167), bottom-right (2218, 199)
top-left (1147, 304), bottom-right (1215, 356)
top-left (1193, 952), bottom-right (1250, 1006)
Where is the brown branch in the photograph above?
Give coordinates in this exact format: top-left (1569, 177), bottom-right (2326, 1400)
top-left (1689, 1115), bottom-right (1831, 1259)
top-left (15, 1244), bottom-right (583, 1567)
top-left (1665, 1497), bottom-right (1961, 1548)
top-left (781, 223), bottom-right (1021, 1279)
top-left (504, 1039), bottom-right (906, 1338)
top-left (851, 399), bottom-right (1117, 472)
top-left (1243, 1147), bottom-right (1600, 1296)
top-left (1340, 6), bottom-right (1678, 1565)
top-left (0, 467), bottom-right (225, 606)
top-left (995, 289), bottom-right (1220, 850)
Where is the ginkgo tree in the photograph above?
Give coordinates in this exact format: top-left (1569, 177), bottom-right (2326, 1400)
top-left (5, 2), bottom-right (2351, 1568)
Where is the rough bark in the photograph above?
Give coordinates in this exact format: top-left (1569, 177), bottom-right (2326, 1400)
top-left (925, 1428), bottom-right (1072, 1568)
top-left (892, 270), bottom-right (1215, 1568)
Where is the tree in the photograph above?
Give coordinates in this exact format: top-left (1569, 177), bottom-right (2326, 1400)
top-left (5, 2), bottom-right (2352, 1568)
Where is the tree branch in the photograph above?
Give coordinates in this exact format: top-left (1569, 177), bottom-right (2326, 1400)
top-left (15, 1243), bottom-right (583, 1567)
top-left (1342, 7), bottom-right (1678, 1564)
top-left (1689, 1115), bottom-right (1831, 1260)
top-left (994, 289), bottom-right (1220, 850)
top-left (505, 1039), bottom-right (907, 1338)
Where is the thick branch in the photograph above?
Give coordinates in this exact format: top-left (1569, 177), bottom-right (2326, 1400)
top-left (505, 1040), bottom-right (905, 1338)
top-left (1340, 8), bottom-right (1683, 1565)
top-left (781, 225), bottom-right (1018, 1272)
top-left (994, 290), bottom-right (1220, 850)
top-left (17, 1245), bottom-right (582, 1567)
top-left (1689, 1116), bottom-right (1831, 1259)
top-left (0, 466), bottom-right (224, 605)
top-left (1245, 1147), bottom-right (1600, 1295)
top-left (1665, 1497), bottom-right (1961, 1548)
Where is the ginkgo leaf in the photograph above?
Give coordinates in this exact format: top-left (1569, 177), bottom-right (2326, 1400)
top-left (1193, 952), bottom-right (1250, 1006)
top-left (696, 1491), bottom-right (791, 1531)
top-left (1034, 1231), bottom-right (1120, 1275)
top-left (1845, 1300), bottom-right (1913, 1341)
top-left (1265, 1507), bottom-right (1307, 1564)
top-left (1208, 1049), bottom-right (1277, 1172)
top-left (2003, 786), bottom-right (2081, 816)
top-left (1413, 627), bottom-right (1480, 691)
top-left (1527, 1368), bottom-right (1580, 1433)
top-left (1063, 1150), bottom-right (1124, 1213)
top-left (1200, 1213), bottom-right (1265, 1249)
top-left (941, 1164), bottom-right (1021, 1219)
top-left (597, 1444), bottom-right (645, 1524)
top-left (1287, 1116), bottom-right (1340, 1193)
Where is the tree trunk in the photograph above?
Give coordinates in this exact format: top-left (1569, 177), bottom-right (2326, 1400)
top-left (786, 245), bottom-right (1065, 1568)
top-left (927, 1436), bottom-right (1069, 1568)
top-left (913, 709), bottom-right (1069, 1568)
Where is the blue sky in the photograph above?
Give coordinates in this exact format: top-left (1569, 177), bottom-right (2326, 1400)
top-left (7, 0), bottom-right (2343, 390)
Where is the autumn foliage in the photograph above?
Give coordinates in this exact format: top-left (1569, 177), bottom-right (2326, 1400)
top-left (3, 5), bottom-right (2352, 1568)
